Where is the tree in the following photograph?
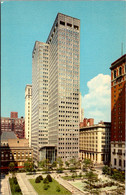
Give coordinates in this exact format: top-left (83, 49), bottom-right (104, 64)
top-left (56, 157), bottom-right (63, 173)
top-left (102, 165), bottom-right (109, 175)
top-left (9, 162), bottom-right (15, 176)
top-left (39, 159), bottom-right (50, 173)
top-left (84, 171), bottom-right (99, 194)
top-left (65, 161), bottom-right (70, 168)
top-left (24, 158), bottom-right (34, 172)
top-left (51, 161), bottom-right (57, 170)
top-left (69, 158), bottom-right (78, 172)
top-left (56, 157), bottom-right (63, 169)
top-left (82, 158), bottom-right (93, 172)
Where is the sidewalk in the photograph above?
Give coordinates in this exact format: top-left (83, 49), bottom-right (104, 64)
top-left (0, 174), bottom-right (11, 195)
top-left (51, 172), bottom-right (87, 195)
top-left (16, 173), bottom-right (38, 195)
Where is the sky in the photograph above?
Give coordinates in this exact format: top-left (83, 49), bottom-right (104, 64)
top-left (1, 1), bottom-right (126, 123)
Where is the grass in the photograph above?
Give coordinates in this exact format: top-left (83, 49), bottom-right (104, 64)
top-left (9, 177), bottom-right (22, 195)
top-left (62, 175), bottom-right (84, 180)
top-left (29, 178), bottom-right (72, 195)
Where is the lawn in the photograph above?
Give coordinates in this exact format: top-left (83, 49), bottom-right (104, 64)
top-left (9, 177), bottom-right (22, 195)
top-left (62, 176), bottom-right (82, 180)
top-left (29, 178), bottom-right (72, 195)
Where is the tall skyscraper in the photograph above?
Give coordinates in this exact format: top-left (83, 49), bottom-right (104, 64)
top-left (32, 42), bottom-right (49, 162)
top-left (25, 84), bottom-right (32, 147)
top-left (110, 54), bottom-right (126, 170)
top-left (32, 13), bottom-right (80, 163)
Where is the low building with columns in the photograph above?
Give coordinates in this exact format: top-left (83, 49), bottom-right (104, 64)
top-left (79, 120), bottom-right (111, 165)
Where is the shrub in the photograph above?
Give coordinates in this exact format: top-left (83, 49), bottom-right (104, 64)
top-left (72, 173), bottom-right (76, 179)
top-left (46, 174), bottom-right (52, 182)
top-left (35, 177), bottom-right (41, 183)
top-left (79, 172), bottom-right (82, 177)
top-left (15, 185), bottom-right (21, 192)
top-left (12, 177), bottom-right (18, 184)
top-left (56, 168), bottom-right (63, 173)
top-left (56, 186), bottom-right (61, 192)
top-left (38, 175), bottom-right (43, 180)
top-left (102, 165), bottom-right (109, 175)
top-left (43, 177), bottom-right (49, 184)
top-left (43, 184), bottom-right (49, 190)
top-left (9, 177), bottom-right (21, 194)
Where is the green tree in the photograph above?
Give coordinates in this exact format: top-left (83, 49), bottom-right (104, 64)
top-left (102, 165), bottom-right (109, 175)
top-left (9, 162), bottom-right (15, 176)
top-left (69, 158), bottom-right (78, 172)
top-left (39, 159), bottom-right (50, 173)
top-left (51, 161), bottom-right (57, 170)
top-left (56, 157), bottom-right (63, 168)
top-left (82, 158), bottom-right (93, 171)
top-left (24, 158), bottom-right (34, 172)
top-left (85, 171), bottom-right (99, 194)
top-left (65, 161), bottom-right (70, 168)
top-left (56, 157), bottom-right (63, 173)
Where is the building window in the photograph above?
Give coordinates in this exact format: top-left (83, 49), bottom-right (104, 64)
top-left (119, 67), bottom-right (122, 75)
top-left (114, 158), bottom-right (116, 165)
top-left (60, 21), bottom-right (65, 26)
top-left (119, 159), bottom-right (122, 166)
top-left (114, 70), bottom-right (116, 79)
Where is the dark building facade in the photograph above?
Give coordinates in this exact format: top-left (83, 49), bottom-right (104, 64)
top-left (110, 54), bottom-right (126, 170)
top-left (1, 131), bottom-right (33, 169)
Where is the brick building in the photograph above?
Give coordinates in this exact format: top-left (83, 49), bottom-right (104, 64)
top-left (110, 54), bottom-right (126, 170)
top-left (80, 118), bottom-right (94, 128)
top-left (1, 131), bottom-right (33, 169)
top-left (1, 112), bottom-right (25, 138)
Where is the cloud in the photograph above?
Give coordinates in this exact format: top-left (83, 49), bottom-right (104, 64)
top-left (81, 74), bottom-right (111, 124)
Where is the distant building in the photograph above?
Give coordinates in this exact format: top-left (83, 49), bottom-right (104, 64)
top-left (25, 84), bottom-right (32, 147)
top-left (10, 112), bottom-right (18, 118)
top-left (80, 108), bottom-right (84, 123)
top-left (110, 54), bottom-right (126, 170)
top-left (1, 131), bottom-right (33, 169)
top-left (79, 121), bottom-right (111, 164)
top-left (79, 93), bottom-right (84, 123)
top-left (1, 112), bottom-right (25, 138)
top-left (80, 118), bottom-right (94, 128)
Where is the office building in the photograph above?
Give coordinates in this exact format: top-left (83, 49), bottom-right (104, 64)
top-left (79, 120), bottom-right (111, 164)
top-left (110, 54), bottom-right (126, 170)
top-left (25, 84), bottom-right (32, 147)
top-left (32, 13), bottom-right (80, 162)
top-left (32, 42), bottom-right (49, 162)
top-left (1, 112), bottom-right (25, 139)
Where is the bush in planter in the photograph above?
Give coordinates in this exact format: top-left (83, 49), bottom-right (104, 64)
top-left (43, 177), bottom-right (49, 184)
top-left (43, 184), bottom-right (50, 190)
top-left (38, 175), bottom-right (43, 180)
top-left (56, 186), bottom-right (61, 192)
top-left (35, 177), bottom-right (41, 183)
top-left (46, 174), bottom-right (52, 182)
top-left (15, 185), bottom-right (21, 192)
top-left (12, 177), bottom-right (18, 184)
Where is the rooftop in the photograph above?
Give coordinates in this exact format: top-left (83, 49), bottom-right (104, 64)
top-left (1, 131), bottom-right (17, 140)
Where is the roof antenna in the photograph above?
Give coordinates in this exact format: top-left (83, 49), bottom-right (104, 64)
top-left (121, 42), bottom-right (123, 56)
